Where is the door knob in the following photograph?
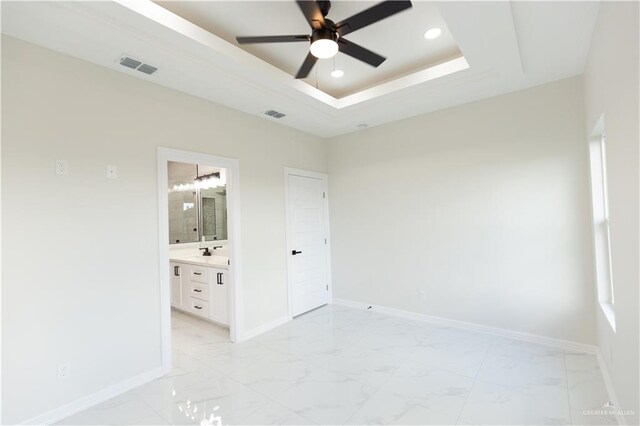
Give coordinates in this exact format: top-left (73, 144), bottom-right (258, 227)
top-left (292, 250), bottom-right (302, 255)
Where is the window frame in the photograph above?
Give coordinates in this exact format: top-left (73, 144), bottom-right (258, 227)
top-left (588, 118), bottom-right (616, 332)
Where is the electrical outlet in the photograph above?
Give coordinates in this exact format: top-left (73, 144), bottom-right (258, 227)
top-left (106, 165), bottom-right (118, 179)
top-left (57, 362), bottom-right (70, 380)
top-left (55, 160), bottom-right (68, 175)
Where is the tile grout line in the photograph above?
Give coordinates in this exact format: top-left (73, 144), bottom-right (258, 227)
top-left (228, 365), bottom-right (318, 424)
top-left (341, 387), bottom-right (385, 425)
top-left (563, 350), bottom-right (576, 426)
top-left (132, 389), bottom-right (173, 425)
top-left (454, 334), bottom-right (494, 425)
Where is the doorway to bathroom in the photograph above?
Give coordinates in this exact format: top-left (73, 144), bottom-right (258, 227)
top-left (157, 147), bottom-right (243, 375)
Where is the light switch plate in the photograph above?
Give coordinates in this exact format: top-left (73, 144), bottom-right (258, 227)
top-left (107, 165), bottom-right (118, 179)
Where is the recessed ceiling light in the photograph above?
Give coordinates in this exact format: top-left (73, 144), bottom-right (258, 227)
top-left (331, 69), bottom-right (344, 78)
top-left (424, 28), bottom-right (442, 40)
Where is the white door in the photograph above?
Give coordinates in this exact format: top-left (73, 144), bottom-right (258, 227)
top-left (286, 172), bottom-right (329, 317)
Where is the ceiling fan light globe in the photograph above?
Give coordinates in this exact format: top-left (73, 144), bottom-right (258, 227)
top-left (310, 39), bottom-right (339, 59)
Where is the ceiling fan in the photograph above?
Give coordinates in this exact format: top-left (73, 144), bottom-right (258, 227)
top-left (236, 0), bottom-right (412, 79)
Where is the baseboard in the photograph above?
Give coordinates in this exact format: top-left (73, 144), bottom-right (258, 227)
top-left (332, 298), bottom-right (597, 354)
top-left (596, 349), bottom-right (626, 425)
top-left (20, 366), bottom-right (165, 425)
top-left (239, 315), bottom-right (291, 341)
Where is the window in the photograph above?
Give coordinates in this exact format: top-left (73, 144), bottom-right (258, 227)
top-left (588, 121), bottom-right (615, 331)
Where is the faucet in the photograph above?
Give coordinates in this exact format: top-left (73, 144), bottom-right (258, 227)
top-left (199, 247), bottom-right (212, 256)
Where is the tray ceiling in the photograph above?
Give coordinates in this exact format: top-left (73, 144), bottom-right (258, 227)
top-left (156, 1), bottom-right (463, 98)
top-left (1, 1), bottom-right (600, 137)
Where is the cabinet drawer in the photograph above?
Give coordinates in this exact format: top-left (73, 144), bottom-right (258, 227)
top-left (189, 298), bottom-right (209, 317)
top-left (190, 282), bottom-right (209, 301)
top-left (188, 266), bottom-right (209, 283)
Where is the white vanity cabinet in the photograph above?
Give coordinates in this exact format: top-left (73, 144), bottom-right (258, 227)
top-left (170, 263), bottom-right (183, 307)
top-left (210, 269), bottom-right (229, 324)
top-left (169, 260), bottom-right (229, 326)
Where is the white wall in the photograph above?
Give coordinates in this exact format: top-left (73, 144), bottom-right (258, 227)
top-left (328, 76), bottom-right (596, 344)
top-left (1, 36), bottom-right (326, 424)
top-left (583, 2), bottom-right (639, 423)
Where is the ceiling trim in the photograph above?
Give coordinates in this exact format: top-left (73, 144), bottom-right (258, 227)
top-left (1, 0), bottom-right (600, 137)
top-left (116, 0), bottom-right (469, 109)
top-left (336, 56), bottom-right (469, 109)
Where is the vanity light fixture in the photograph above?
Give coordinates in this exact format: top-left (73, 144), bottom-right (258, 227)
top-left (171, 166), bottom-right (226, 192)
top-left (424, 27), bottom-right (442, 40)
top-left (194, 167), bottom-right (225, 190)
top-left (195, 171), bottom-right (220, 182)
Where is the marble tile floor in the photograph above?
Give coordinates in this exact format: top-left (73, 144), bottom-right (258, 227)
top-left (57, 305), bottom-right (617, 425)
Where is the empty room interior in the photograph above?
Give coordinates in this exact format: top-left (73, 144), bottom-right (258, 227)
top-left (1, 1), bottom-right (639, 425)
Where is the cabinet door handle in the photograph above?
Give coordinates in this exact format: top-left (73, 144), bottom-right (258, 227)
top-left (217, 272), bottom-right (223, 285)
top-left (193, 272), bottom-right (202, 276)
top-left (174, 266), bottom-right (180, 276)
top-left (194, 305), bottom-right (203, 310)
top-left (194, 289), bottom-right (202, 293)
top-left (292, 250), bottom-right (302, 255)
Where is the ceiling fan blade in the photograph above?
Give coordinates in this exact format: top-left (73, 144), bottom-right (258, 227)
top-left (338, 38), bottom-right (386, 67)
top-left (335, 1), bottom-right (412, 37)
top-left (296, 0), bottom-right (326, 30)
top-left (236, 35), bottom-right (309, 44)
top-left (295, 52), bottom-right (318, 79)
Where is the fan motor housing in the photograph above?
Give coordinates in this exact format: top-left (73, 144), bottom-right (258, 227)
top-left (311, 27), bottom-right (338, 45)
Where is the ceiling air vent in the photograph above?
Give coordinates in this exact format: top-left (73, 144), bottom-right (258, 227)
top-left (119, 56), bottom-right (141, 69)
top-left (264, 110), bottom-right (286, 119)
top-left (137, 64), bottom-right (158, 75)
top-left (118, 56), bottom-right (158, 76)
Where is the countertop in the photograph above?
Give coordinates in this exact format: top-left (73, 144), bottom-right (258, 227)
top-left (170, 255), bottom-right (229, 269)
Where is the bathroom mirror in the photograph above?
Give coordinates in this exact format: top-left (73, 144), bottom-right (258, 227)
top-left (168, 161), bottom-right (228, 244)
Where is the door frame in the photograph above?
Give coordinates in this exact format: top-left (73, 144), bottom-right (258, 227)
top-left (284, 167), bottom-right (332, 318)
top-left (158, 147), bottom-right (244, 374)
